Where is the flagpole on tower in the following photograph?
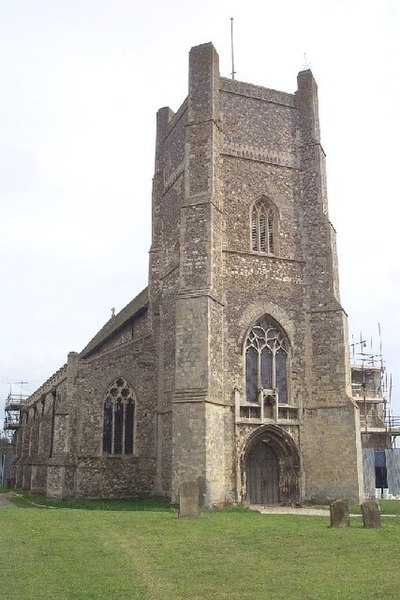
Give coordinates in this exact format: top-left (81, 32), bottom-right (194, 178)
top-left (230, 17), bottom-right (236, 80)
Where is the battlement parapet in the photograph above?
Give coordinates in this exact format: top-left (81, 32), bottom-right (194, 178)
top-left (220, 77), bottom-right (296, 108)
top-left (26, 364), bottom-right (67, 407)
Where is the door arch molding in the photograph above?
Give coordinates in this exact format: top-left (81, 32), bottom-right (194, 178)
top-left (242, 424), bottom-right (301, 505)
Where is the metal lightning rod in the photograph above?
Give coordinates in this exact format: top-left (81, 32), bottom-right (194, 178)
top-left (230, 17), bottom-right (236, 80)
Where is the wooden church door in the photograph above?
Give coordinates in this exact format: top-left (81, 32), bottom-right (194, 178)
top-left (247, 441), bottom-right (279, 504)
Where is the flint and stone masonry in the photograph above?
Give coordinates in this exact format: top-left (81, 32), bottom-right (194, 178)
top-left (14, 42), bottom-right (364, 505)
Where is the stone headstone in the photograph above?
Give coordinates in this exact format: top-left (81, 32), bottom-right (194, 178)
top-left (179, 480), bottom-right (200, 518)
top-left (361, 498), bottom-right (381, 528)
top-left (330, 500), bottom-right (350, 528)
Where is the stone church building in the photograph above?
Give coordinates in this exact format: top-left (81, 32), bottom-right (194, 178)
top-left (13, 42), bottom-right (365, 506)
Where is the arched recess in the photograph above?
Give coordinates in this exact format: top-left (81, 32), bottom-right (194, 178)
top-left (242, 424), bottom-right (301, 505)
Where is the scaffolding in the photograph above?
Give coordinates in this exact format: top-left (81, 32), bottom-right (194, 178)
top-left (3, 382), bottom-right (27, 440)
top-left (350, 330), bottom-right (400, 444)
top-left (1, 383), bottom-right (27, 487)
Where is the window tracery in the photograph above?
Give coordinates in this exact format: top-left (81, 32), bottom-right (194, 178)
top-left (102, 377), bottom-right (135, 455)
top-left (251, 199), bottom-right (275, 254)
top-left (245, 316), bottom-right (288, 404)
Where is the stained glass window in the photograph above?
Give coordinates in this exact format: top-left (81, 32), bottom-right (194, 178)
top-left (245, 316), bottom-right (289, 404)
top-left (102, 378), bottom-right (135, 455)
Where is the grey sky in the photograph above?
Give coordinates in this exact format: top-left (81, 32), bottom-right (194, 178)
top-left (1, 0), bottom-right (399, 424)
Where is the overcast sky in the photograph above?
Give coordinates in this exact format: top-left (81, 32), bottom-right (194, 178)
top-left (1, 0), bottom-right (399, 426)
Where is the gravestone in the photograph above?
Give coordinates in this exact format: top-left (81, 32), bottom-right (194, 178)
top-left (330, 500), bottom-right (350, 528)
top-left (179, 480), bottom-right (200, 518)
top-left (361, 498), bottom-right (381, 528)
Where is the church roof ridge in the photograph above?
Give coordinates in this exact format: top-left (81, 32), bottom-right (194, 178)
top-left (79, 287), bottom-right (149, 358)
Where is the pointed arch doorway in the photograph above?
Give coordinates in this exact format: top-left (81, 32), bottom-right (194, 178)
top-left (243, 424), bottom-right (301, 505)
top-left (247, 441), bottom-right (279, 504)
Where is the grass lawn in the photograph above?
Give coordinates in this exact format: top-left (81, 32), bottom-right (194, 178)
top-left (349, 499), bottom-right (400, 515)
top-left (7, 491), bottom-right (172, 511)
top-left (1, 498), bottom-right (400, 600)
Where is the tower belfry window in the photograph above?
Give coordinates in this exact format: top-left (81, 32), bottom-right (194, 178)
top-left (251, 199), bottom-right (275, 254)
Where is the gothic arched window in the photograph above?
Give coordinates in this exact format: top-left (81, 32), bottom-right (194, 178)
top-left (245, 316), bottom-right (289, 404)
top-left (103, 377), bottom-right (135, 455)
top-left (251, 199), bottom-right (275, 254)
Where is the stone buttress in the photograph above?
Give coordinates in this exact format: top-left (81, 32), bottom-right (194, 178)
top-left (150, 43), bottom-right (226, 505)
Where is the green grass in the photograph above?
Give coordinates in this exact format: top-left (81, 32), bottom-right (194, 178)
top-left (1, 505), bottom-right (400, 599)
top-left (378, 499), bottom-right (400, 514)
top-left (304, 498), bottom-right (400, 515)
top-left (349, 499), bottom-right (400, 515)
top-left (4, 488), bottom-right (400, 515)
top-left (6, 490), bottom-right (172, 511)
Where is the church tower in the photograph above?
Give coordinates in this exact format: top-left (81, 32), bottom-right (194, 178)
top-left (151, 42), bottom-right (364, 505)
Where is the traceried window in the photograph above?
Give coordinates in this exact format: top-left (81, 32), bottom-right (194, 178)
top-left (245, 316), bottom-right (289, 404)
top-left (103, 377), bottom-right (135, 455)
top-left (251, 199), bottom-right (275, 254)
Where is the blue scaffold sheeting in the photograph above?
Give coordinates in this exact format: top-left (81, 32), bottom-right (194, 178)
top-left (363, 448), bottom-right (376, 497)
top-left (386, 449), bottom-right (400, 496)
